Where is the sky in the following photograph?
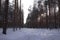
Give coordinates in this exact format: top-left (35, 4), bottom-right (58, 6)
top-left (22, 0), bottom-right (34, 24)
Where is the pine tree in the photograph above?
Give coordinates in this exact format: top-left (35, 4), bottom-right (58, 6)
top-left (44, 0), bottom-right (48, 28)
top-left (3, 0), bottom-right (9, 34)
top-left (0, 0), bottom-right (1, 13)
top-left (58, 0), bottom-right (60, 28)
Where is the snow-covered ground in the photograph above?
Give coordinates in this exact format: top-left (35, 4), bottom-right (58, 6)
top-left (0, 28), bottom-right (60, 40)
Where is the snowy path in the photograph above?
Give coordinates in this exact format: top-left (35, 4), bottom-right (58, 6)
top-left (0, 28), bottom-right (60, 40)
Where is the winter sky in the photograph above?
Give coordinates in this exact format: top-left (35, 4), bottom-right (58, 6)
top-left (22, 0), bottom-right (34, 24)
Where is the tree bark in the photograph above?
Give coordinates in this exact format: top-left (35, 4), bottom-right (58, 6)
top-left (45, 4), bottom-right (48, 28)
top-left (0, 0), bottom-right (1, 13)
top-left (54, 4), bottom-right (56, 28)
top-left (58, 0), bottom-right (60, 28)
top-left (48, 0), bottom-right (51, 28)
top-left (3, 0), bottom-right (9, 34)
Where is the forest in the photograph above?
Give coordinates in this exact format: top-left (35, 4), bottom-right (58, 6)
top-left (0, 0), bottom-right (60, 34)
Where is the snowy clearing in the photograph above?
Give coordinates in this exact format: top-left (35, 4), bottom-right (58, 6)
top-left (0, 28), bottom-right (60, 40)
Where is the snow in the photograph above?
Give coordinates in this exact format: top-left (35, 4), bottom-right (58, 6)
top-left (0, 28), bottom-right (60, 40)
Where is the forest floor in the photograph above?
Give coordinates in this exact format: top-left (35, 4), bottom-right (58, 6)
top-left (0, 28), bottom-right (60, 40)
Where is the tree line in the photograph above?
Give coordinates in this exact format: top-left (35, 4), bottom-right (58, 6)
top-left (0, 0), bottom-right (23, 34)
top-left (26, 0), bottom-right (60, 28)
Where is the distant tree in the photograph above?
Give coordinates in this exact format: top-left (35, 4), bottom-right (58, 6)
top-left (44, 0), bottom-right (48, 28)
top-left (26, 0), bottom-right (45, 28)
top-left (38, 0), bottom-right (44, 27)
top-left (48, 0), bottom-right (58, 28)
top-left (8, 3), bottom-right (14, 27)
top-left (54, 0), bottom-right (57, 28)
top-left (48, 0), bottom-right (52, 28)
top-left (13, 0), bottom-right (18, 31)
top-left (19, 0), bottom-right (24, 28)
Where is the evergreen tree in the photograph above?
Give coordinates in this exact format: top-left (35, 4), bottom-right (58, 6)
top-left (0, 0), bottom-right (1, 13)
top-left (58, 0), bottom-right (60, 28)
top-left (3, 0), bottom-right (9, 34)
top-left (44, 0), bottom-right (48, 28)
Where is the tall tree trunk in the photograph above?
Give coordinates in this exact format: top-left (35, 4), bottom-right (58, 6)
top-left (13, 0), bottom-right (16, 31)
top-left (54, 5), bottom-right (56, 28)
top-left (13, 0), bottom-right (19, 31)
top-left (48, 0), bottom-right (51, 28)
top-left (0, 0), bottom-right (1, 14)
top-left (58, 0), bottom-right (60, 28)
top-left (0, 0), bottom-right (1, 27)
top-left (3, 0), bottom-right (9, 34)
top-left (19, 0), bottom-right (22, 28)
top-left (16, 0), bottom-right (18, 30)
top-left (45, 1), bottom-right (48, 28)
top-left (46, 5), bottom-right (48, 28)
